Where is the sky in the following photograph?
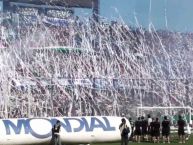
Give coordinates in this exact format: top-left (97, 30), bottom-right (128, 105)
top-left (75, 0), bottom-right (193, 32)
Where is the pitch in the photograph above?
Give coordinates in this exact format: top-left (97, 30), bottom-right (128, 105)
top-left (93, 135), bottom-right (193, 145)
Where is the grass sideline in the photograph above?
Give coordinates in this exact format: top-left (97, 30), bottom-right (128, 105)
top-left (92, 135), bottom-right (193, 145)
top-left (39, 135), bottom-right (193, 145)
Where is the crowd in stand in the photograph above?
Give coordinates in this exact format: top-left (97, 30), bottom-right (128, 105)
top-left (0, 7), bottom-right (193, 119)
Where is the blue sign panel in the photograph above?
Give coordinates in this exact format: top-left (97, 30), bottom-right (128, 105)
top-left (3, 117), bottom-right (116, 139)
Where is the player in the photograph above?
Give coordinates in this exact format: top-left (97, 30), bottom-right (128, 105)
top-left (162, 116), bottom-right (171, 144)
top-left (177, 115), bottom-right (186, 143)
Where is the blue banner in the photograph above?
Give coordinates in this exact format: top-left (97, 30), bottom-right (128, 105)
top-left (43, 16), bottom-right (69, 27)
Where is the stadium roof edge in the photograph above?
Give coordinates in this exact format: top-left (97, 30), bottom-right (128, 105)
top-left (6, 0), bottom-right (98, 9)
top-left (136, 106), bottom-right (192, 109)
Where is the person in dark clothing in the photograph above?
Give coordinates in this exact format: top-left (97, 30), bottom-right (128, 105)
top-left (153, 118), bottom-right (160, 143)
top-left (177, 115), bottom-right (186, 143)
top-left (150, 118), bottom-right (155, 142)
top-left (129, 117), bottom-right (134, 141)
top-left (119, 118), bottom-right (130, 145)
top-left (162, 116), bottom-right (171, 143)
top-left (49, 126), bottom-right (55, 145)
top-left (53, 120), bottom-right (61, 145)
top-left (141, 116), bottom-right (148, 141)
top-left (135, 117), bottom-right (141, 143)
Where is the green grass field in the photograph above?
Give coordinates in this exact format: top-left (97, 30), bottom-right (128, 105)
top-left (93, 135), bottom-right (193, 145)
top-left (41, 135), bottom-right (193, 145)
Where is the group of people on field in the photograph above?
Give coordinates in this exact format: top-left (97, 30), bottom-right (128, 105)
top-left (119, 114), bottom-right (191, 145)
top-left (49, 115), bottom-right (190, 145)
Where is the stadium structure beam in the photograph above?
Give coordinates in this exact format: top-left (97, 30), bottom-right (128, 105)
top-left (92, 0), bottom-right (99, 22)
top-left (3, 0), bottom-right (100, 21)
top-left (4, 0), bottom-right (95, 8)
top-left (137, 106), bottom-right (192, 109)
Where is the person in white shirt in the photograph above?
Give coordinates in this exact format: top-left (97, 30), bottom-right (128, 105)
top-left (147, 114), bottom-right (152, 141)
top-left (186, 123), bottom-right (191, 141)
